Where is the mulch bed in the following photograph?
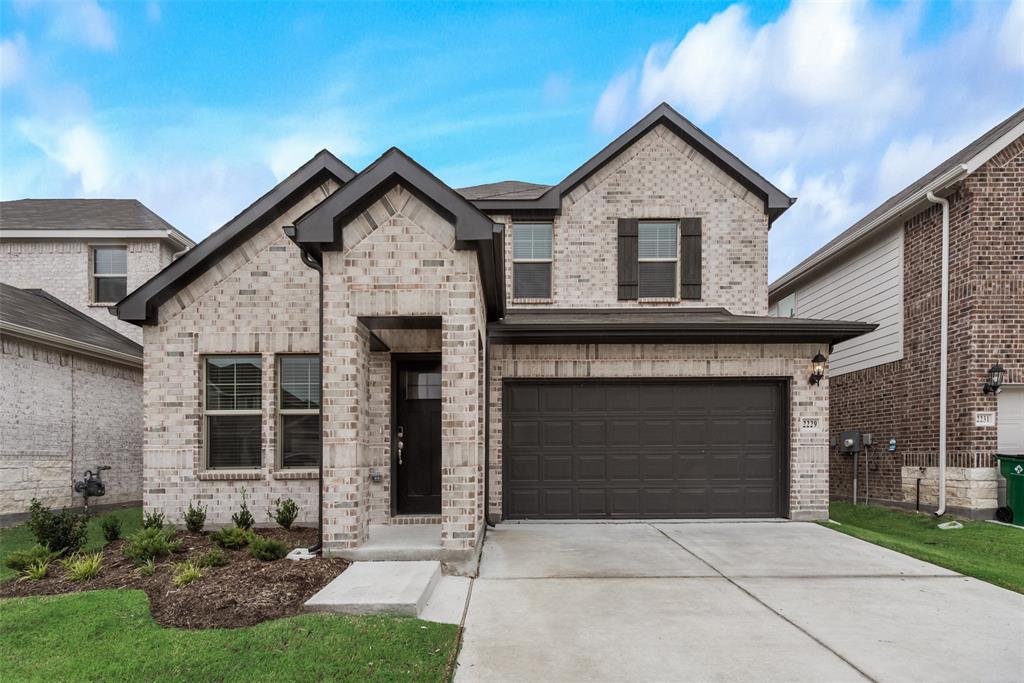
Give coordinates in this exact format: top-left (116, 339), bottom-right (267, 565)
top-left (0, 527), bottom-right (348, 629)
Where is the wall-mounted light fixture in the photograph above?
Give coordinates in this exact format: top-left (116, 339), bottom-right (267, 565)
top-left (982, 364), bottom-right (1005, 395)
top-left (809, 351), bottom-right (827, 386)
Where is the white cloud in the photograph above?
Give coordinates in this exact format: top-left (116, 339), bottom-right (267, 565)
top-left (18, 119), bottom-right (112, 193)
top-left (47, 0), bottom-right (116, 51)
top-left (146, 2), bottom-right (161, 23)
top-left (999, 0), bottom-right (1024, 68)
top-left (0, 34), bottom-right (28, 86)
top-left (593, 69), bottom-right (637, 133)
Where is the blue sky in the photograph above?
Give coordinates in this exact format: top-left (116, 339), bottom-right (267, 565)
top-left (2, 1), bottom-right (1022, 280)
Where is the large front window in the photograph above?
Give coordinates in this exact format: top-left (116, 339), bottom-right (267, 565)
top-left (512, 222), bottom-right (553, 299)
top-left (92, 246), bottom-right (128, 303)
top-left (638, 221), bottom-right (678, 298)
top-left (205, 356), bottom-right (262, 469)
top-left (278, 355), bottom-right (320, 469)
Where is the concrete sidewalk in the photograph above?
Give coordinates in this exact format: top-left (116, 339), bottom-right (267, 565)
top-left (455, 522), bottom-right (1023, 682)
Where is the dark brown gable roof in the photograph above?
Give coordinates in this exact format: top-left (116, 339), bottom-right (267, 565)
top-left (467, 102), bottom-right (795, 224)
top-left (114, 150), bottom-right (356, 325)
top-left (0, 283), bottom-right (142, 363)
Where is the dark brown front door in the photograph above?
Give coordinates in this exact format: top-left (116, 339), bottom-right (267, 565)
top-left (395, 358), bottom-right (442, 514)
top-left (503, 380), bottom-right (786, 519)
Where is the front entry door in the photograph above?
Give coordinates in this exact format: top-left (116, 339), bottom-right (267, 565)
top-left (395, 358), bottom-right (442, 514)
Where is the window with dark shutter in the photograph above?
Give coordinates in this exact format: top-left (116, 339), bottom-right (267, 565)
top-left (680, 218), bottom-right (702, 300)
top-left (512, 223), bottom-right (552, 299)
top-left (205, 356), bottom-right (262, 469)
top-left (617, 218), bottom-right (638, 300)
top-left (638, 221), bottom-right (679, 298)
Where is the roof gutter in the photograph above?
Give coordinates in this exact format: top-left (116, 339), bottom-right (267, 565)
top-left (770, 164), bottom-right (968, 298)
top-left (0, 322), bottom-right (143, 367)
top-left (926, 191), bottom-right (951, 518)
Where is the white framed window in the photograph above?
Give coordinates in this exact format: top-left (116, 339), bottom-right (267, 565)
top-left (204, 356), bottom-right (262, 469)
top-left (277, 355), bottom-right (321, 469)
top-left (777, 292), bottom-right (797, 318)
top-left (512, 222), bottom-right (553, 299)
top-left (91, 245), bottom-right (128, 303)
top-left (638, 221), bottom-right (678, 298)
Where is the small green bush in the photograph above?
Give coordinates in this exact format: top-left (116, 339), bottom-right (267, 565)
top-left (248, 535), bottom-right (288, 562)
top-left (231, 488), bottom-right (254, 530)
top-left (123, 527), bottom-right (182, 563)
top-left (4, 545), bottom-right (58, 571)
top-left (196, 548), bottom-right (228, 568)
top-left (268, 497), bottom-right (299, 530)
top-left (19, 560), bottom-right (50, 582)
top-left (136, 559), bottom-right (156, 577)
top-left (26, 499), bottom-right (87, 555)
top-left (209, 526), bottom-right (254, 550)
top-left (172, 560), bottom-right (203, 588)
top-left (100, 515), bottom-right (122, 543)
top-left (183, 501), bottom-right (207, 534)
top-left (58, 552), bottom-right (81, 571)
top-left (66, 552), bottom-right (103, 582)
top-left (141, 510), bottom-right (166, 530)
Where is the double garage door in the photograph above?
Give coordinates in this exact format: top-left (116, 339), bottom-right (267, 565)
top-left (503, 380), bottom-right (786, 519)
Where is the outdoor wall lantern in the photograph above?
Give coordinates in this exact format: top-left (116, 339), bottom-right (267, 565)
top-left (983, 364), bottom-right (1005, 395)
top-left (809, 351), bottom-right (827, 386)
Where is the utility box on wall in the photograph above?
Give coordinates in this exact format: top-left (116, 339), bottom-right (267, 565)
top-left (839, 430), bottom-right (862, 453)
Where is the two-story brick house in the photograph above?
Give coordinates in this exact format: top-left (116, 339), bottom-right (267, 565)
top-left (0, 199), bottom-right (192, 523)
top-left (115, 104), bottom-right (872, 569)
top-left (769, 108), bottom-right (1024, 519)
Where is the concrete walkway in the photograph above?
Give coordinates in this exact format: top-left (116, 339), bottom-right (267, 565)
top-left (455, 521), bottom-right (1023, 682)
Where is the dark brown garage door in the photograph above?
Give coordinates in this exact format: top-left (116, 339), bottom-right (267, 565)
top-left (503, 380), bottom-right (786, 519)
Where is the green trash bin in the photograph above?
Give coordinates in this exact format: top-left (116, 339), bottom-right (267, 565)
top-left (996, 454), bottom-right (1024, 526)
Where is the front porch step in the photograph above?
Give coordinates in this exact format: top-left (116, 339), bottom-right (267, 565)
top-left (303, 560), bottom-right (442, 617)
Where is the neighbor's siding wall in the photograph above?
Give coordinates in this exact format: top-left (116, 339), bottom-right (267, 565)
top-left (488, 342), bottom-right (830, 521)
top-left (0, 335), bottom-right (142, 519)
top-left (779, 227), bottom-right (904, 375)
top-left (0, 239), bottom-right (178, 342)
top-left (498, 124), bottom-right (769, 315)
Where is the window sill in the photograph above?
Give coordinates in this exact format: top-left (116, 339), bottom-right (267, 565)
top-left (196, 470), bottom-right (265, 481)
top-left (512, 298), bottom-right (554, 304)
top-left (637, 297), bottom-right (680, 304)
top-left (271, 469), bottom-right (319, 480)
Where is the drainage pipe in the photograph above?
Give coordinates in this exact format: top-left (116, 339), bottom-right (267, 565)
top-left (926, 191), bottom-right (950, 517)
top-left (296, 244), bottom-right (325, 552)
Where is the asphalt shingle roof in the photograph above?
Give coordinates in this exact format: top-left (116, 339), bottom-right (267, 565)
top-left (0, 198), bottom-right (179, 233)
top-left (456, 181), bottom-right (552, 200)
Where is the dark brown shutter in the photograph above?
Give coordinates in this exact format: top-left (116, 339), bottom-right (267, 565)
top-left (680, 218), bottom-right (702, 300)
top-left (617, 218), bottom-right (639, 300)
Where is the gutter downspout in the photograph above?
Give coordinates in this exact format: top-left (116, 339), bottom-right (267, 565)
top-left (926, 191), bottom-right (950, 517)
top-left (296, 244), bottom-right (325, 552)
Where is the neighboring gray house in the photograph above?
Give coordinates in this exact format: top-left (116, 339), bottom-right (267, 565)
top-left (0, 198), bottom-right (192, 523)
top-left (114, 104), bottom-right (872, 570)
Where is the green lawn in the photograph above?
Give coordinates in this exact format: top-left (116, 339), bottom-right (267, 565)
top-left (0, 506), bottom-right (143, 582)
top-left (824, 502), bottom-right (1024, 594)
top-left (0, 590), bottom-right (458, 682)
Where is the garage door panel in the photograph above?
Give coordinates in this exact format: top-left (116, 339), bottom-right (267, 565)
top-left (504, 380), bottom-right (784, 519)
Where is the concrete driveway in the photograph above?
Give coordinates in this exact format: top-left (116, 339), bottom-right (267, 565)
top-left (455, 521), bottom-right (1023, 682)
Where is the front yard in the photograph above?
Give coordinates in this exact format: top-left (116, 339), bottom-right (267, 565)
top-left (824, 501), bottom-right (1024, 594)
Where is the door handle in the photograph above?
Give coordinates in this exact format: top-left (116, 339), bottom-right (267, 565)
top-left (397, 426), bottom-right (404, 465)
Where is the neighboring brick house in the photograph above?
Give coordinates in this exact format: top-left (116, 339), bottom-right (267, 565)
top-left (0, 199), bottom-right (194, 343)
top-left (769, 108), bottom-right (1024, 518)
top-left (115, 104), bottom-right (872, 570)
top-left (0, 284), bottom-right (143, 523)
top-left (0, 199), bottom-right (192, 523)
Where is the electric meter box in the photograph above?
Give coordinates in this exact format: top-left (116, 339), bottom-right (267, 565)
top-left (839, 430), bottom-right (862, 453)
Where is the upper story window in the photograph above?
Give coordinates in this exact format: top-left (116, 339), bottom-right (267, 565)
top-left (205, 356), bottom-right (262, 469)
top-left (512, 222), bottom-right (552, 299)
top-left (776, 293), bottom-right (796, 318)
top-left (278, 355), bottom-right (320, 469)
top-left (637, 221), bottom-right (678, 298)
top-left (92, 246), bottom-right (127, 303)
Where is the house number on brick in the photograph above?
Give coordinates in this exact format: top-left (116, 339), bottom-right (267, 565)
top-left (800, 417), bottom-right (820, 432)
top-left (975, 412), bottom-right (996, 428)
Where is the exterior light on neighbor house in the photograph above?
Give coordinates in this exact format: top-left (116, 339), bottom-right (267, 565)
top-left (809, 351), bottom-right (827, 386)
top-left (983, 364), bottom-right (1005, 395)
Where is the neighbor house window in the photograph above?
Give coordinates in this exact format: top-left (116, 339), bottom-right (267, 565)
top-left (638, 221), bottom-right (678, 298)
top-left (278, 355), bottom-right (320, 469)
top-left (512, 222), bottom-right (552, 299)
top-left (92, 246), bottom-right (128, 303)
top-left (205, 356), bottom-right (262, 469)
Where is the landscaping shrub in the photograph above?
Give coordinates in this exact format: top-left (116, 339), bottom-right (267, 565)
top-left (19, 560), bottom-right (49, 582)
top-left (26, 499), bottom-right (88, 555)
top-left (100, 515), bottom-right (122, 543)
top-left (183, 501), bottom-right (207, 534)
top-left (232, 488), bottom-right (254, 530)
top-left (268, 497), bottom-right (299, 530)
top-left (142, 511), bottom-right (166, 530)
top-left (172, 560), bottom-right (203, 587)
top-left (209, 526), bottom-right (254, 550)
top-left (248, 535), bottom-right (288, 562)
top-left (123, 527), bottom-right (182, 564)
top-left (58, 553), bottom-right (81, 571)
top-left (136, 559), bottom-right (156, 577)
top-left (66, 553), bottom-right (103, 582)
top-left (4, 545), bottom-right (58, 571)
top-left (196, 548), bottom-right (228, 568)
